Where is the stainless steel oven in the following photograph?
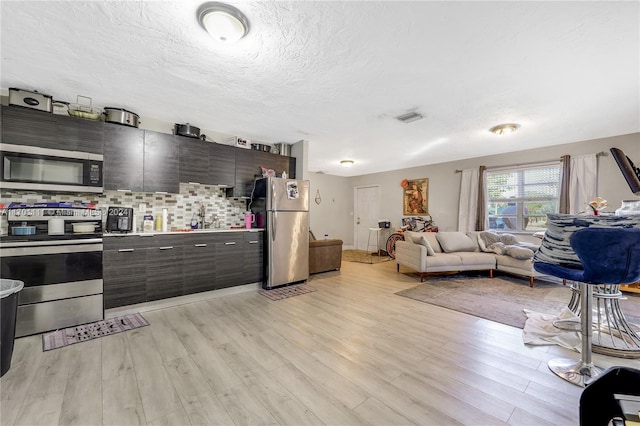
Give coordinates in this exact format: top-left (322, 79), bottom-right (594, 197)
top-left (0, 203), bottom-right (104, 337)
top-left (0, 143), bottom-right (103, 193)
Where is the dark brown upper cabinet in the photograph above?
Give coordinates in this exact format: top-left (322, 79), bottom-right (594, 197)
top-left (1, 105), bottom-right (103, 154)
top-left (143, 130), bottom-right (179, 193)
top-left (103, 123), bottom-right (144, 192)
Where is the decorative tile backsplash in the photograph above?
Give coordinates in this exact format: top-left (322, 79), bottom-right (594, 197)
top-left (0, 183), bottom-right (248, 230)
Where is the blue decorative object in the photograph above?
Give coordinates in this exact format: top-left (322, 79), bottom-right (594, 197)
top-left (533, 214), bottom-right (640, 269)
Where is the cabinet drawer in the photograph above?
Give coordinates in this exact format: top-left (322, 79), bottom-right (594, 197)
top-left (103, 235), bottom-right (144, 251)
top-left (139, 234), bottom-right (185, 248)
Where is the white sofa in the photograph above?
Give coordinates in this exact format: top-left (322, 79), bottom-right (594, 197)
top-left (395, 231), bottom-right (546, 287)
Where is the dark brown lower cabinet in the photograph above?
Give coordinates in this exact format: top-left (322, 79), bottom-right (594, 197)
top-left (243, 231), bottom-right (263, 284)
top-left (183, 238), bottom-right (216, 295)
top-left (103, 231), bottom-right (263, 309)
top-left (145, 238), bottom-right (183, 302)
top-left (214, 233), bottom-right (245, 289)
top-left (103, 247), bottom-right (146, 309)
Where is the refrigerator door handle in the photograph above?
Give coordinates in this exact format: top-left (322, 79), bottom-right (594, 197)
top-left (271, 211), bottom-right (277, 241)
top-left (272, 180), bottom-right (277, 212)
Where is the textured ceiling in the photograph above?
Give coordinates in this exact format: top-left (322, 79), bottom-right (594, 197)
top-left (1, 1), bottom-right (638, 176)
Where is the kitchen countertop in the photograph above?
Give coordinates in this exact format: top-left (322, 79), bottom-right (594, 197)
top-left (103, 228), bottom-right (264, 237)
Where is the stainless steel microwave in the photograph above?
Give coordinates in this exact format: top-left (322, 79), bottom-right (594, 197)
top-left (0, 144), bottom-right (103, 193)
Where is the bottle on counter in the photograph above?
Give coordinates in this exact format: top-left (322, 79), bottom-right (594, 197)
top-left (162, 208), bottom-right (168, 232)
top-left (154, 215), bottom-right (163, 231)
top-left (143, 215), bottom-right (154, 233)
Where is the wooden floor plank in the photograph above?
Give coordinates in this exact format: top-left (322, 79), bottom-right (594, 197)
top-left (125, 327), bottom-right (182, 423)
top-left (0, 335), bottom-right (44, 425)
top-left (102, 372), bottom-right (145, 426)
top-left (4, 260), bottom-right (634, 425)
top-left (58, 340), bottom-right (103, 425)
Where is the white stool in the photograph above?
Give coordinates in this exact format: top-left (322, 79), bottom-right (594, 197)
top-left (367, 227), bottom-right (382, 256)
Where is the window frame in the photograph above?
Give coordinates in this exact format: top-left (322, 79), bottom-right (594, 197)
top-left (485, 161), bottom-right (563, 233)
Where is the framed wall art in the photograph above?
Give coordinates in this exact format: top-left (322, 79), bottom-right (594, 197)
top-left (402, 178), bottom-right (429, 215)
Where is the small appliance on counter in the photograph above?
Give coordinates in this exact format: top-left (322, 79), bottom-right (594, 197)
top-left (106, 207), bottom-right (134, 233)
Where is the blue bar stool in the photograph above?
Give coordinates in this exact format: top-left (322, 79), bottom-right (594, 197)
top-left (534, 227), bottom-right (640, 386)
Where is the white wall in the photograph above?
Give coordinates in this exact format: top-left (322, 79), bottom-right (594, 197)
top-left (320, 132), bottom-right (639, 245)
top-left (308, 172), bottom-right (353, 245)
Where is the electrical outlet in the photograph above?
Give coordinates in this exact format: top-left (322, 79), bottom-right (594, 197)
top-left (138, 203), bottom-right (146, 212)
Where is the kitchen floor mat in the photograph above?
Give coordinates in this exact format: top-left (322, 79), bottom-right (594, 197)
top-left (42, 313), bottom-right (149, 351)
top-left (259, 284), bottom-right (317, 301)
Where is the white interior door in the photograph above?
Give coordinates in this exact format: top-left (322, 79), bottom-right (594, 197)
top-left (354, 185), bottom-right (380, 251)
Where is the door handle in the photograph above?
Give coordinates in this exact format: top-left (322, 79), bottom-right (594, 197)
top-left (224, 242), bottom-right (236, 245)
top-left (118, 248), bottom-right (135, 252)
top-left (194, 244), bottom-right (207, 247)
top-left (272, 211), bottom-right (277, 242)
top-left (272, 180), bottom-right (277, 212)
top-left (159, 246), bottom-right (174, 250)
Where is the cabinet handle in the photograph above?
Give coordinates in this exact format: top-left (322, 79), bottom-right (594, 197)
top-left (249, 241), bottom-right (259, 244)
top-left (118, 248), bottom-right (135, 252)
top-left (194, 243), bottom-right (207, 247)
top-left (159, 246), bottom-right (174, 250)
top-left (224, 242), bottom-right (236, 245)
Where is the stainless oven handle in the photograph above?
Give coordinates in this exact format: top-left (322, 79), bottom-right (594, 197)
top-left (0, 238), bottom-right (103, 248)
top-left (0, 243), bottom-right (103, 257)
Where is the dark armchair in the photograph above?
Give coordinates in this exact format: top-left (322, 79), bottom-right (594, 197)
top-left (309, 231), bottom-right (343, 274)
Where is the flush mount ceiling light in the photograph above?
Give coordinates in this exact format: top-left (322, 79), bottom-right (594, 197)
top-left (395, 111), bottom-right (424, 123)
top-left (340, 160), bottom-right (355, 167)
top-left (197, 2), bottom-right (249, 43)
top-left (489, 123), bottom-right (520, 135)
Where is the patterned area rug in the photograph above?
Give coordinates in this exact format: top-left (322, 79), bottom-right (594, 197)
top-left (342, 249), bottom-right (392, 264)
top-left (395, 274), bottom-right (640, 329)
top-left (259, 284), bottom-right (317, 301)
top-left (42, 313), bottom-right (149, 351)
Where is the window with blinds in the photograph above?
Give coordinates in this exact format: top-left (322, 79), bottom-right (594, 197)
top-left (486, 163), bottom-right (562, 232)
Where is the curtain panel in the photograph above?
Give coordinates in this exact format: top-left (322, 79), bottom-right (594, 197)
top-left (569, 154), bottom-right (597, 214)
top-left (457, 168), bottom-right (479, 232)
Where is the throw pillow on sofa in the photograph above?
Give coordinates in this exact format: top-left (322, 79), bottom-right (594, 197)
top-left (404, 231), bottom-right (442, 253)
top-left (416, 236), bottom-right (436, 256)
top-left (504, 245), bottom-right (535, 260)
top-left (436, 232), bottom-right (477, 253)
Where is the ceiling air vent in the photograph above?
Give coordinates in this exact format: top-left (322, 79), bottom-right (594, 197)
top-left (395, 112), bottom-right (423, 123)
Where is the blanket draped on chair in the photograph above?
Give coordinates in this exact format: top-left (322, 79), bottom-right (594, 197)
top-left (478, 231), bottom-right (538, 260)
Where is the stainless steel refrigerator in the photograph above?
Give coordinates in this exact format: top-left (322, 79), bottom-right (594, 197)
top-left (254, 177), bottom-right (309, 289)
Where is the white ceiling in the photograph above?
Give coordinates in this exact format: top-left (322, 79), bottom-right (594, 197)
top-left (1, 1), bottom-right (638, 177)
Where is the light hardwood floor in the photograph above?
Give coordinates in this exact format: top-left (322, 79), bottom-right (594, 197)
top-left (2, 260), bottom-right (637, 426)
